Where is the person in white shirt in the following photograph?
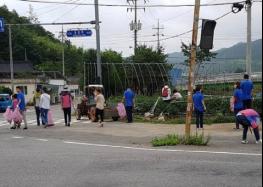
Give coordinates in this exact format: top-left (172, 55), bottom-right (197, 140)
top-left (39, 87), bottom-right (51, 127)
top-left (172, 89), bottom-right (183, 101)
top-left (94, 88), bottom-right (105, 127)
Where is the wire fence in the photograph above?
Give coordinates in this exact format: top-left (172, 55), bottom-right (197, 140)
top-left (84, 62), bottom-right (262, 97)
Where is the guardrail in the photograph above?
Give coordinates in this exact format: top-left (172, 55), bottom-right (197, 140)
top-left (195, 72), bottom-right (262, 84)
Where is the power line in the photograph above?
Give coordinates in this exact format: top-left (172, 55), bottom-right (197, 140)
top-left (52, 0), bottom-right (81, 22)
top-left (139, 11), bottom-right (233, 43)
top-left (15, 0), bottom-right (256, 8)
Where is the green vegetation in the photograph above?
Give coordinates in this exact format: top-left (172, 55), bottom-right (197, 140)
top-left (0, 86), bottom-right (12, 95)
top-left (0, 6), bottom-right (170, 95)
top-left (152, 134), bottom-right (210, 147)
top-left (181, 42), bottom-right (217, 65)
top-left (108, 95), bottom-right (262, 117)
top-left (108, 81), bottom-right (262, 124)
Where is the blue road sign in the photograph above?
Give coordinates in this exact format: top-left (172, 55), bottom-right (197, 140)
top-left (0, 17), bottom-right (5, 33)
top-left (66, 29), bottom-right (92, 37)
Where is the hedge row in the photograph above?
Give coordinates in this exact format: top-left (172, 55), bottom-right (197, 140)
top-left (108, 95), bottom-right (262, 116)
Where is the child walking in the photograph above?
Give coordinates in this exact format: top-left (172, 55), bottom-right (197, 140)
top-left (10, 94), bottom-right (21, 129)
top-left (94, 88), bottom-right (105, 128)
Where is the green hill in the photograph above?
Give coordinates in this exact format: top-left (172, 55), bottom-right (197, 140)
top-left (168, 39), bottom-right (262, 73)
top-left (0, 5), bottom-right (84, 77)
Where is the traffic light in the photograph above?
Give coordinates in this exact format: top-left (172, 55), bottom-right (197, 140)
top-left (200, 19), bottom-right (217, 50)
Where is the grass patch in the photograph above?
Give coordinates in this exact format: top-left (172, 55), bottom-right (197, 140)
top-left (134, 114), bottom-right (236, 125)
top-left (152, 134), bottom-right (211, 147)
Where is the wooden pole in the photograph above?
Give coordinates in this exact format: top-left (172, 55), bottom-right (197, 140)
top-left (185, 0), bottom-right (201, 137)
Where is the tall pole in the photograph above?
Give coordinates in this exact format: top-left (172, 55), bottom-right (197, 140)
top-left (8, 25), bottom-right (14, 93)
top-left (62, 25), bottom-right (65, 77)
top-left (83, 61), bottom-right (86, 92)
top-left (95, 0), bottom-right (102, 84)
top-left (134, 0), bottom-right (138, 55)
top-left (153, 19), bottom-right (164, 51)
top-left (246, 0), bottom-right (252, 76)
top-left (185, 0), bottom-right (201, 137)
top-left (157, 19), bottom-right (160, 50)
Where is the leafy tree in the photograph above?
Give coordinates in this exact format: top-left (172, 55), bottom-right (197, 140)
top-left (131, 45), bottom-right (167, 64)
top-left (28, 4), bottom-right (39, 24)
top-left (181, 42), bottom-right (217, 80)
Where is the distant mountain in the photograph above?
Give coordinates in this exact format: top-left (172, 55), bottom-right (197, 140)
top-left (216, 39), bottom-right (262, 60)
top-left (168, 39), bottom-right (262, 63)
top-left (167, 39), bottom-right (262, 73)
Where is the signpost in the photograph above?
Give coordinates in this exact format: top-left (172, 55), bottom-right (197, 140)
top-left (66, 29), bottom-right (92, 37)
top-left (0, 17), bottom-right (5, 33)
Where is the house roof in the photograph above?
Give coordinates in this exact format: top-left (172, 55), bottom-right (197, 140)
top-left (0, 61), bottom-right (34, 73)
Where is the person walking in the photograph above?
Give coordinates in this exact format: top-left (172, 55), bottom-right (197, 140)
top-left (233, 82), bottom-right (244, 130)
top-left (33, 88), bottom-right (41, 126)
top-left (236, 109), bottom-right (262, 144)
top-left (124, 87), bottom-right (135, 123)
top-left (10, 94), bottom-right (20, 129)
top-left (193, 85), bottom-right (206, 130)
top-left (61, 87), bottom-right (73, 127)
top-left (241, 74), bottom-right (254, 109)
top-left (94, 88), bottom-right (105, 127)
top-left (16, 86), bottom-right (28, 130)
top-left (39, 87), bottom-right (51, 128)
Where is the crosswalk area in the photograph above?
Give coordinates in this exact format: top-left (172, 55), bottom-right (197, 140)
top-left (0, 118), bottom-right (92, 128)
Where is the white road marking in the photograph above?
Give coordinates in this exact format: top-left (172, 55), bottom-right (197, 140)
top-left (35, 139), bottom-right (49, 142)
top-left (63, 141), bottom-right (262, 157)
top-left (12, 136), bottom-right (24, 139)
top-left (82, 121), bottom-right (92, 124)
top-left (0, 122), bottom-right (10, 127)
top-left (54, 119), bottom-right (65, 124)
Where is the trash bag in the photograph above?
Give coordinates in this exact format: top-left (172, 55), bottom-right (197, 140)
top-left (47, 110), bottom-right (54, 127)
top-left (3, 107), bottom-right (13, 124)
top-left (117, 103), bottom-right (126, 119)
top-left (230, 97), bottom-right (234, 112)
top-left (12, 108), bottom-right (23, 124)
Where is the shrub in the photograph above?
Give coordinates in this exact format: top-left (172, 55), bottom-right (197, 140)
top-left (152, 134), bottom-right (210, 147)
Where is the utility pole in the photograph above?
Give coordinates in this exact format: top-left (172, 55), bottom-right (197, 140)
top-left (153, 19), bottom-right (164, 51)
top-left (134, 0), bottom-right (138, 54)
top-left (246, 0), bottom-right (252, 76)
top-left (83, 61), bottom-right (86, 92)
top-left (61, 25), bottom-right (65, 77)
top-left (8, 25), bottom-right (14, 93)
top-left (128, 0), bottom-right (146, 55)
top-left (24, 48), bottom-right (28, 61)
top-left (185, 0), bottom-right (201, 137)
top-left (95, 0), bottom-right (102, 84)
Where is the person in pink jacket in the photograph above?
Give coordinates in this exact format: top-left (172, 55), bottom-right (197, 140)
top-left (236, 109), bottom-right (262, 144)
top-left (61, 87), bottom-right (73, 127)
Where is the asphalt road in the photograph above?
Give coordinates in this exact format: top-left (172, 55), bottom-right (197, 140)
top-left (0, 106), bottom-right (262, 187)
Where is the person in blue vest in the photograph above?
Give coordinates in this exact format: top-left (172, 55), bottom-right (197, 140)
top-left (124, 87), bottom-right (135, 123)
top-left (233, 82), bottom-right (244, 130)
top-left (241, 74), bottom-right (254, 109)
top-left (16, 86), bottom-right (28, 130)
top-left (193, 85), bottom-right (206, 130)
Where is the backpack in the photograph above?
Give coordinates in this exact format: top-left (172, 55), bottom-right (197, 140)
top-left (62, 94), bottom-right (71, 108)
top-left (162, 88), bottom-right (169, 97)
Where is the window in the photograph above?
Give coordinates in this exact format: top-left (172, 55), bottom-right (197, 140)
top-left (19, 86), bottom-right (28, 95)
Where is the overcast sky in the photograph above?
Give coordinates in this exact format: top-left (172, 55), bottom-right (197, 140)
top-left (0, 0), bottom-right (262, 56)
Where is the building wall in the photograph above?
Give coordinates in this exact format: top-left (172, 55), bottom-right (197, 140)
top-left (0, 83), bottom-right (36, 103)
